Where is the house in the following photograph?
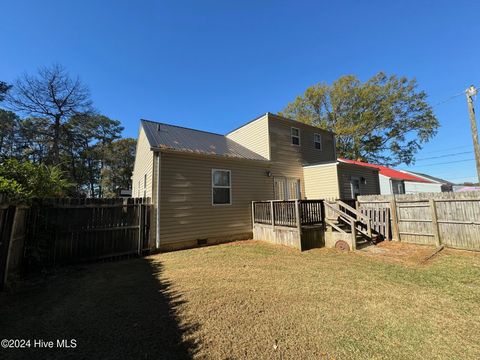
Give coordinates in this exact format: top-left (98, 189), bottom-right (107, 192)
top-left (339, 159), bottom-right (441, 194)
top-left (132, 112), bottom-right (380, 251)
top-left (399, 171), bottom-right (454, 192)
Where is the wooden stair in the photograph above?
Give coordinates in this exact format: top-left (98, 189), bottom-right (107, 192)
top-left (324, 200), bottom-right (378, 250)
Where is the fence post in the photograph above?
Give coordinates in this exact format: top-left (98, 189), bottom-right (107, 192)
top-left (138, 204), bottom-right (143, 255)
top-left (0, 206), bottom-right (16, 290)
top-left (390, 198), bottom-right (400, 241)
top-left (429, 199), bottom-right (441, 246)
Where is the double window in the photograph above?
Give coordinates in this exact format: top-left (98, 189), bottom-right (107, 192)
top-left (314, 133), bottom-right (322, 150)
top-left (291, 127), bottom-right (300, 145)
top-left (212, 169), bottom-right (231, 205)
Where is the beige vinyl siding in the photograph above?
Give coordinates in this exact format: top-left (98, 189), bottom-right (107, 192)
top-left (226, 114), bottom-right (270, 159)
top-left (268, 114), bottom-right (336, 165)
top-left (159, 152), bottom-right (273, 245)
top-left (303, 163), bottom-right (340, 200)
top-left (267, 115), bottom-right (336, 198)
top-left (131, 126), bottom-right (154, 199)
top-left (337, 163), bottom-right (380, 199)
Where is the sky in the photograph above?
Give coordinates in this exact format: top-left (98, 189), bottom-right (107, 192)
top-left (1, 0), bottom-right (479, 183)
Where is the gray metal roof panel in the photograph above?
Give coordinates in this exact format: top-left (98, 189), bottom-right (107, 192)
top-left (141, 119), bottom-right (268, 161)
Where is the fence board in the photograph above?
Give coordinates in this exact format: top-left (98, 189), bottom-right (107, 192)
top-left (358, 192), bottom-right (480, 251)
top-left (18, 198), bottom-right (153, 270)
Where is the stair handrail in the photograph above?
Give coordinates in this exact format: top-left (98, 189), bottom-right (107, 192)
top-left (336, 200), bottom-right (372, 238)
top-left (336, 200), bottom-right (368, 222)
top-left (324, 201), bottom-right (356, 223)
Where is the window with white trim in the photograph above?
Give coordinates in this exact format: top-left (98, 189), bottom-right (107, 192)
top-left (291, 127), bottom-right (300, 145)
top-left (314, 133), bottom-right (322, 150)
top-left (212, 169), bottom-right (231, 205)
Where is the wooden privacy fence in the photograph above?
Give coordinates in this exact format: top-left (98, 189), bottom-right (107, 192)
top-left (358, 191), bottom-right (480, 251)
top-left (0, 197), bottom-right (152, 289)
top-left (26, 198), bottom-right (152, 267)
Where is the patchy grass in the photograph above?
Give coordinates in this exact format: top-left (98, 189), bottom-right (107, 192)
top-left (1, 241), bottom-right (480, 359)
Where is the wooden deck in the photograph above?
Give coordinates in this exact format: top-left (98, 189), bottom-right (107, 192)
top-left (251, 200), bottom-right (324, 251)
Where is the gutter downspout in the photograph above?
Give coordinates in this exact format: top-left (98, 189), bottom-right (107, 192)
top-left (156, 152), bottom-right (161, 249)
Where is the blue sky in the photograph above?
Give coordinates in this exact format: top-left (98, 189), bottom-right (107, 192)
top-left (1, 0), bottom-right (479, 183)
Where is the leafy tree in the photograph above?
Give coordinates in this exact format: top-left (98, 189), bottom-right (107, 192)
top-left (0, 159), bottom-right (71, 200)
top-left (101, 138), bottom-right (136, 197)
top-left (280, 72), bottom-right (439, 165)
top-left (6, 64), bottom-right (93, 164)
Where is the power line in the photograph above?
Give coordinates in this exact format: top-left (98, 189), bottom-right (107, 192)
top-left (419, 145), bottom-right (473, 155)
top-left (415, 151), bottom-right (473, 161)
top-left (432, 90), bottom-right (465, 108)
top-left (405, 158), bottom-right (475, 167)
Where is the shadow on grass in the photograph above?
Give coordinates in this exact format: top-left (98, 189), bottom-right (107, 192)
top-left (0, 257), bottom-right (198, 360)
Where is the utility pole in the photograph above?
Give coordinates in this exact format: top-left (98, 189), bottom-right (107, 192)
top-left (466, 85), bottom-right (480, 183)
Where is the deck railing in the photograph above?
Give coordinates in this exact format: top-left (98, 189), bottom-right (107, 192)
top-left (252, 200), bottom-right (324, 228)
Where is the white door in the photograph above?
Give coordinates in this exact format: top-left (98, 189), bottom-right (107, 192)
top-left (350, 177), bottom-right (361, 199)
top-left (274, 177), bottom-right (300, 200)
top-left (286, 178), bottom-right (301, 199)
top-left (274, 177), bottom-right (286, 200)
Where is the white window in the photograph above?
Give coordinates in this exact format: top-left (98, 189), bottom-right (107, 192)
top-left (212, 169), bottom-right (231, 205)
top-left (291, 127), bottom-right (300, 145)
top-left (314, 133), bottom-right (322, 150)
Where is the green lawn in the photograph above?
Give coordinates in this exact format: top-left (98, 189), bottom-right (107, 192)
top-left (1, 241), bottom-right (479, 359)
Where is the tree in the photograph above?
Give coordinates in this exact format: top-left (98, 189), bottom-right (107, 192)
top-left (65, 114), bottom-right (123, 197)
top-left (0, 81), bottom-right (12, 102)
top-left (6, 64), bottom-right (93, 164)
top-left (101, 138), bottom-right (136, 197)
top-left (0, 110), bottom-right (20, 159)
top-left (280, 73), bottom-right (439, 165)
top-left (0, 159), bottom-right (71, 200)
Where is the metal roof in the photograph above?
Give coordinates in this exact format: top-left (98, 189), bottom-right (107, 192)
top-left (400, 171), bottom-right (455, 185)
top-left (338, 158), bottom-right (432, 183)
top-left (141, 119), bottom-right (268, 161)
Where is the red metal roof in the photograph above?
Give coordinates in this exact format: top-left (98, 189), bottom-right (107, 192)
top-left (338, 158), bottom-right (432, 183)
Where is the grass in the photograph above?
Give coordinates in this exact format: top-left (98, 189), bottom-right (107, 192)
top-left (1, 241), bottom-right (480, 359)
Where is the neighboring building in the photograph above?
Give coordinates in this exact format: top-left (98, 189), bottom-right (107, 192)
top-left (303, 160), bottom-right (380, 200)
top-left (400, 171), bottom-right (454, 192)
top-left (338, 159), bottom-right (442, 194)
top-left (132, 112), bottom-right (380, 251)
top-left (453, 185), bottom-right (480, 192)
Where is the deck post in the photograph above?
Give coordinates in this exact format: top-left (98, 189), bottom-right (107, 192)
top-left (350, 218), bottom-right (357, 251)
top-left (295, 200), bottom-right (301, 230)
top-left (270, 201), bottom-right (275, 229)
top-left (251, 201), bottom-right (255, 228)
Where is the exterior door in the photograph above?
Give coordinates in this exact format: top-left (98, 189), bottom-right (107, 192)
top-left (274, 177), bottom-right (300, 200)
top-left (274, 177), bottom-right (286, 200)
top-left (286, 178), bottom-right (301, 199)
top-left (391, 180), bottom-right (405, 194)
top-left (350, 177), bottom-right (361, 199)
